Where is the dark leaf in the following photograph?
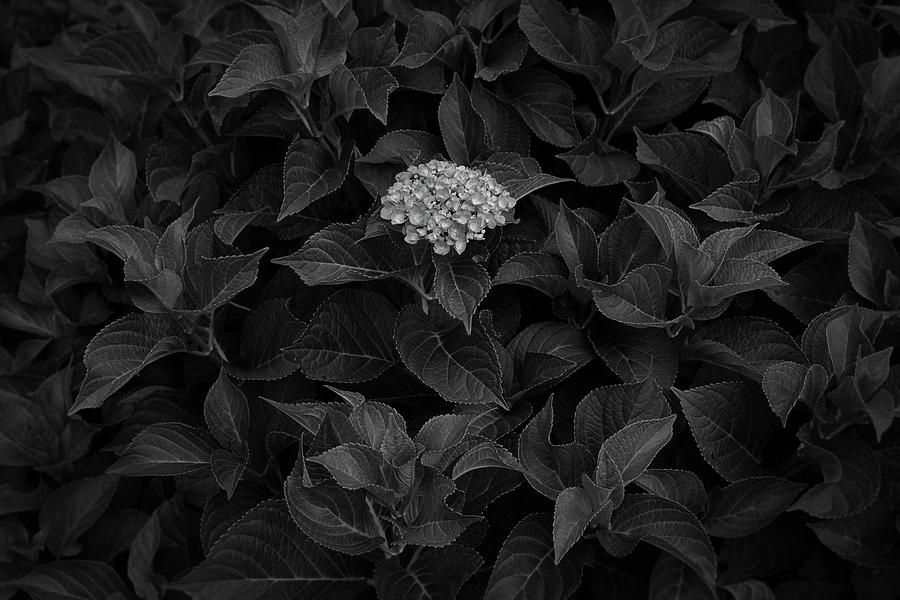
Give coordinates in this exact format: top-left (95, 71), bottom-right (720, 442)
top-left (791, 437), bottom-right (880, 519)
top-left (288, 289), bottom-right (398, 382)
top-left (329, 64), bottom-right (398, 125)
top-left (38, 476), bottom-right (119, 558)
top-left (485, 513), bottom-right (588, 600)
top-left (204, 369), bottom-right (249, 452)
top-left (591, 324), bottom-right (679, 389)
top-left (674, 382), bottom-right (778, 482)
top-left (496, 69), bottom-right (580, 147)
top-left (433, 254), bottom-right (491, 333)
top-left (395, 304), bottom-right (505, 407)
top-left (519, 397), bottom-right (592, 500)
top-left (15, 560), bottom-right (132, 600)
top-left (610, 494), bottom-right (717, 592)
top-left (575, 378), bottom-right (671, 457)
top-left (108, 423), bottom-right (215, 476)
top-left (438, 73), bottom-right (490, 165)
top-left (649, 553), bottom-right (715, 600)
top-left (72, 313), bottom-right (187, 413)
top-left (280, 138), bottom-right (353, 220)
top-left (635, 469), bottom-right (708, 514)
top-left (518, 0), bottom-right (611, 95)
top-left (374, 545), bottom-right (483, 600)
top-left (702, 477), bottom-right (805, 538)
top-left (172, 500), bottom-right (369, 597)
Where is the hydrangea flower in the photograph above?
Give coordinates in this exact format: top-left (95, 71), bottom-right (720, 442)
top-left (379, 159), bottom-right (515, 255)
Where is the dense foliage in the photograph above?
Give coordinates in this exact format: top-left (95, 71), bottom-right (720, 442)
top-left (1, 0), bottom-right (900, 598)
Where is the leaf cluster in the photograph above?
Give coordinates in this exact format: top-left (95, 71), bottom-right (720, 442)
top-left (1, 1), bottom-right (899, 599)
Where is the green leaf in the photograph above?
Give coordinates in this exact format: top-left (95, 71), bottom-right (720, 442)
top-left (761, 361), bottom-right (829, 425)
top-left (274, 219), bottom-right (430, 285)
top-left (703, 477), bottom-right (805, 538)
top-left (470, 81), bottom-right (531, 155)
top-left (591, 324), bottom-right (679, 389)
top-left (88, 137), bottom-right (137, 221)
top-left (182, 229), bottom-right (267, 312)
top-left (0, 294), bottom-right (72, 338)
top-left (496, 69), bottom-right (580, 147)
top-left (724, 229), bottom-right (813, 264)
top-left (373, 545), bottom-right (483, 600)
top-left (773, 186), bottom-right (888, 243)
top-left (649, 553), bottom-right (715, 600)
top-left (809, 500), bottom-right (900, 569)
top-left (627, 197), bottom-right (699, 263)
top-left (697, 0), bottom-right (794, 32)
top-left (690, 171), bottom-right (763, 224)
top-left (203, 369), bottom-right (249, 452)
top-left (354, 129), bottom-right (445, 196)
top-left (619, 77), bottom-right (709, 134)
top-left (288, 289), bottom-right (398, 383)
top-left (173, 499), bottom-right (369, 597)
top-left (328, 64), bottom-right (398, 125)
top-left (485, 513), bottom-right (588, 600)
top-left (15, 560), bottom-right (132, 600)
top-left (803, 38), bottom-right (862, 123)
top-left (674, 382), bottom-right (778, 482)
top-left (687, 258), bottom-right (785, 310)
top-left (610, 495), bottom-right (717, 592)
top-left (66, 28), bottom-right (159, 77)
top-left (719, 578), bottom-right (775, 600)
top-left (597, 415), bottom-right (677, 484)
top-left (72, 313), bottom-right (187, 413)
top-left (634, 130), bottom-right (731, 201)
top-left (226, 299), bottom-right (304, 381)
top-left (108, 423), bottom-right (215, 476)
top-left (38, 476), bottom-right (119, 558)
top-left (518, 0), bottom-right (611, 95)
top-left (438, 73), bottom-right (490, 165)
top-left (632, 17), bottom-right (741, 89)
top-left (599, 215), bottom-right (664, 282)
top-left (475, 32), bottom-right (528, 82)
top-left (280, 138), bottom-right (353, 220)
top-left (518, 397), bottom-right (592, 500)
top-left (575, 379), bottom-right (671, 457)
top-left (505, 321), bottom-right (594, 398)
top-left (578, 263), bottom-right (685, 328)
top-left (555, 200), bottom-right (599, 276)
top-left (493, 252), bottom-right (570, 298)
top-left (433, 254), bottom-right (491, 333)
top-left (558, 131), bottom-right (639, 187)
top-left (253, 4), bottom-right (347, 76)
top-left (553, 486), bottom-right (605, 565)
top-left (395, 304), bottom-right (505, 407)
top-left (766, 253), bottom-right (850, 323)
top-left (399, 471), bottom-right (481, 548)
top-left (187, 30), bottom-right (277, 66)
top-left (849, 214), bottom-right (900, 308)
top-left (635, 469), bottom-right (708, 514)
top-left (285, 477), bottom-right (385, 555)
top-left (451, 440), bottom-right (522, 479)
top-left (791, 437), bottom-right (880, 519)
top-left (478, 152), bottom-right (572, 200)
top-left (211, 448), bottom-right (248, 499)
top-left (683, 317), bottom-right (806, 382)
top-left (309, 442), bottom-right (395, 492)
top-left (393, 10), bottom-right (459, 68)
top-left (208, 44), bottom-right (297, 99)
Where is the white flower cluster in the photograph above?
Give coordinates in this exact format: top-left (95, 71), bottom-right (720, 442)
top-left (379, 159), bottom-right (515, 255)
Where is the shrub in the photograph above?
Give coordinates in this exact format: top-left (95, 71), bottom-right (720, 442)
top-left (1, 1), bottom-right (899, 599)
